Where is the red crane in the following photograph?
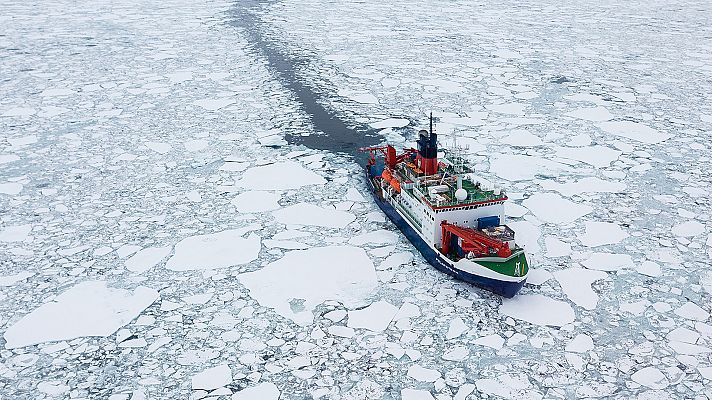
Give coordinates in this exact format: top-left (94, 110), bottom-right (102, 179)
top-left (441, 221), bottom-right (512, 258)
top-left (359, 145), bottom-right (416, 169)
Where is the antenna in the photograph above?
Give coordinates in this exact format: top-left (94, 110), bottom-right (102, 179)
top-left (429, 111), bottom-right (433, 136)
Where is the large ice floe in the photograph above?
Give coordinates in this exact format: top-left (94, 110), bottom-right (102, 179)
top-left (2, 0), bottom-right (712, 397)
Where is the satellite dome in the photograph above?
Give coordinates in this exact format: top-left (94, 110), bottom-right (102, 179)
top-left (455, 188), bottom-right (468, 201)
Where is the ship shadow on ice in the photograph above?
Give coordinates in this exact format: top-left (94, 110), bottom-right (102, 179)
top-left (228, 0), bottom-right (384, 162)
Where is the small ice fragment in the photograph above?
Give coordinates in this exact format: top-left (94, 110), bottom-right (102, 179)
top-left (347, 301), bottom-right (398, 332)
top-left (125, 247), bottom-right (172, 273)
top-left (273, 203), bottom-right (355, 228)
top-left (232, 191), bottom-right (280, 213)
top-left (401, 388), bottom-right (435, 400)
top-left (166, 229), bottom-right (260, 271)
top-left (523, 193), bottom-right (592, 224)
top-left (500, 294), bottom-right (575, 327)
top-left (554, 268), bottom-right (607, 310)
top-left (566, 334), bottom-right (594, 353)
top-left (237, 161), bottom-right (325, 190)
top-left (0, 224), bottom-right (32, 242)
top-left (577, 222), bottom-right (629, 247)
top-left (191, 364), bottom-right (232, 390)
top-left (473, 334), bottom-right (505, 350)
top-left (631, 367), bottom-right (669, 389)
top-left (446, 317), bottom-right (468, 340)
top-left (231, 382), bottom-right (280, 400)
top-left (674, 302), bottom-right (709, 321)
top-left (407, 365), bottom-right (441, 382)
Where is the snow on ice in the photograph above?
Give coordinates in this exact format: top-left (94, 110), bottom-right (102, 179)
top-left (165, 228), bottom-right (261, 271)
top-left (4, 281), bottom-right (158, 349)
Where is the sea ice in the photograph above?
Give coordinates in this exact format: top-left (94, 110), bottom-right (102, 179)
top-left (231, 382), bottom-right (280, 400)
top-left (273, 203), bottom-right (355, 228)
top-left (236, 161), bottom-right (326, 190)
top-left (4, 281), bottom-right (158, 349)
top-left (446, 317), bottom-right (469, 339)
top-left (566, 106), bottom-right (613, 121)
top-left (539, 177), bottom-right (626, 197)
top-left (674, 302), bottom-right (709, 321)
top-left (554, 268), bottom-right (608, 310)
top-left (347, 300), bottom-right (398, 332)
top-left (0, 224), bottom-right (32, 242)
top-left (554, 145), bottom-right (622, 168)
top-left (401, 388), bottom-right (435, 400)
top-left (544, 236), bottom-right (572, 257)
top-left (566, 334), bottom-right (594, 353)
top-left (490, 154), bottom-right (569, 181)
top-left (473, 334), bottom-right (505, 350)
top-left (599, 121), bottom-right (671, 144)
top-left (671, 220), bottom-right (705, 237)
top-left (0, 182), bottom-right (23, 195)
top-left (231, 191), bottom-right (282, 213)
top-left (500, 294), bottom-right (575, 327)
top-left (636, 261), bottom-right (662, 277)
top-left (191, 364), bottom-right (232, 390)
top-left (523, 193), bottom-right (592, 224)
top-left (442, 346), bottom-right (469, 361)
top-left (475, 374), bottom-right (543, 400)
top-left (125, 247), bottom-right (172, 273)
top-left (371, 118), bottom-right (410, 129)
top-left (407, 365), bottom-right (441, 382)
top-left (631, 367), bottom-right (669, 389)
top-left (165, 229), bottom-right (261, 271)
top-left (349, 229), bottom-right (399, 246)
top-left (238, 246), bottom-right (377, 325)
top-left (581, 252), bottom-right (633, 271)
top-left (577, 221), bottom-right (629, 247)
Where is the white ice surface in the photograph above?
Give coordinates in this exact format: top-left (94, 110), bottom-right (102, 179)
top-left (231, 382), bottom-right (280, 400)
top-left (489, 154), bottom-right (568, 181)
top-left (554, 268), bottom-right (608, 310)
top-left (599, 121), bottom-right (671, 144)
top-left (347, 300), bottom-right (398, 332)
top-left (523, 193), bottom-right (592, 224)
top-left (4, 281), bottom-right (158, 349)
top-left (165, 229), bottom-right (261, 271)
top-left (0, 224), bottom-right (32, 242)
top-left (581, 252), bottom-right (634, 272)
top-left (236, 161), bottom-right (326, 190)
top-left (577, 221), bottom-right (629, 247)
top-left (191, 364), bottom-right (232, 390)
top-left (125, 246), bottom-right (172, 273)
top-left (500, 294), bottom-right (575, 327)
top-left (273, 202), bottom-right (355, 228)
top-left (231, 191), bottom-right (281, 213)
top-left (238, 246), bottom-right (377, 325)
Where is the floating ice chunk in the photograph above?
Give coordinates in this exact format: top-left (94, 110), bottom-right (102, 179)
top-left (38, 381), bottom-right (69, 396)
top-left (577, 222), bottom-right (629, 247)
top-left (501, 130), bottom-right (543, 147)
top-left (554, 146), bottom-right (622, 168)
top-left (394, 302), bottom-right (421, 321)
top-left (699, 367), bottom-right (712, 380)
top-left (420, 79), bottom-right (464, 93)
top-left (475, 374), bottom-right (542, 400)
top-left (264, 239), bottom-right (309, 250)
top-left (4, 281), bottom-right (158, 349)
top-left (371, 118), bottom-right (410, 129)
top-left (505, 202), bottom-right (529, 218)
top-left (500, 294), bottom-right (575, 327)
top-left (539, 177), bottom-right (626, 197)
top-left (0, 224), bottom-right (32, 242)
top-left (232, 191), bottom-right (280, 213)
top-left (566, 334), bottom-right (594, 353)
top-left (407, 365), bottom-right (441, 382)
top-left (442, 345), bottom-right (469, 361)
top-left (339, 90), bottom-right (378, 104)
top-left (345, 187), bottom-right (365, 202)
top-left (238, 246), bottom-right (377, 325)
top-left (165, 229), bottom-right (261, 271)
top-left (526, 268), bottom-right (552, 285)
top-left (125, 247), bottom-right (172, 273)
top-left (0, 154), bottom-right (21, 164)
top-left (671, 220), bottom-right (705, 237)
top-left (237, 161), bottom-right (325, 190)
top-left (523, 193), bottom-right (592, 224)
top-left (473, 334), bottom-right (505, 350)
top-left (631, 367), bottom-right (668, 389)
top-left (668, 341), bottom-right (711, 355)
top-left (446, 317), bottom-right (469, 339)
top-left (554, 268), bottom-right (607, 310)
top-left (184, 139), bottom-right (208, 152)
top-left (231, 382), bottom-right (280, 400)
top-left (0, 272), bottom-right (34, 286)
top-left (599, 121), bottom-right (671, 144)
top-left (192, 364), bottom-right (232, 390)
top-left (193, 98), bottom-right (236, 111)
top-left (674, 302), bottom-right (709, 321)
top-left (581, 252), bottom-right (633, 271)
top-left (2, 107), bottom-right (36, 117)
top-left (506, 220), bottom-right (541, 254)
top-left (349, 229), bottom-right (399, 246)
top-left (544, 236), bottom-right (571, 257)
top-left (0, 182), bottom-right (23, 195)
top-left (347, 301), bottom-right (398, 332)
top-left (636, 261), bottom-right (662, 277)
top-left (273, 203), bottom-right (355, 228)
top-left (490, 154), bottom-right (569, 181)
top-left (566, 106), bottom-right (613, 121)
top-left (620, 300), bottom-right (650, 315)
top-left (328, 325), bottom-right (355, 338)
top-left (485, 102), bottom-right (527, 115)
top-left (667, 327), bottom-right (700, 344)
top-left (145, 141), bottom-right (171, 154)
top-left (401, 388), bottom-right (435, 400)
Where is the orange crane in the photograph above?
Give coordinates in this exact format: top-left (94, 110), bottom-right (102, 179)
top-left (441, 221), bottom-right (512, 258)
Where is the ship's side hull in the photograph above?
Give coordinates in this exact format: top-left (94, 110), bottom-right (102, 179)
top-left (366, 173), bottom-right (526, 298)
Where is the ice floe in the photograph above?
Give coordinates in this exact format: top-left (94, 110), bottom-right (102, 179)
top-left (191, 364), bottom-right (232, 390)
top-left (238, 246), bottom-right (377, 325)
top-left (577, 221), bottom-right (629, 247)
top-left (523, 193), bottom-right (592, 224)
top-left (165, 228), bottom-right (261, 271)
top-left (347, 300), bottom-right (398, 331)
top-left (125, 246), bottom-right (172, 273)
top-left (554, 267), bottom-right (608, 310)
top-left (231, 191), bottom-right (281, 213)
top-left (599, 121), bottom-right (671, 144)
top-left (500, 294), bottom-right (575, 326)
top-left (236, 161), bottom-right (326, 190)
top-left (4, 281), bottom-right (158, 348)
top-left (273, 202), bottom-right (355, 228)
